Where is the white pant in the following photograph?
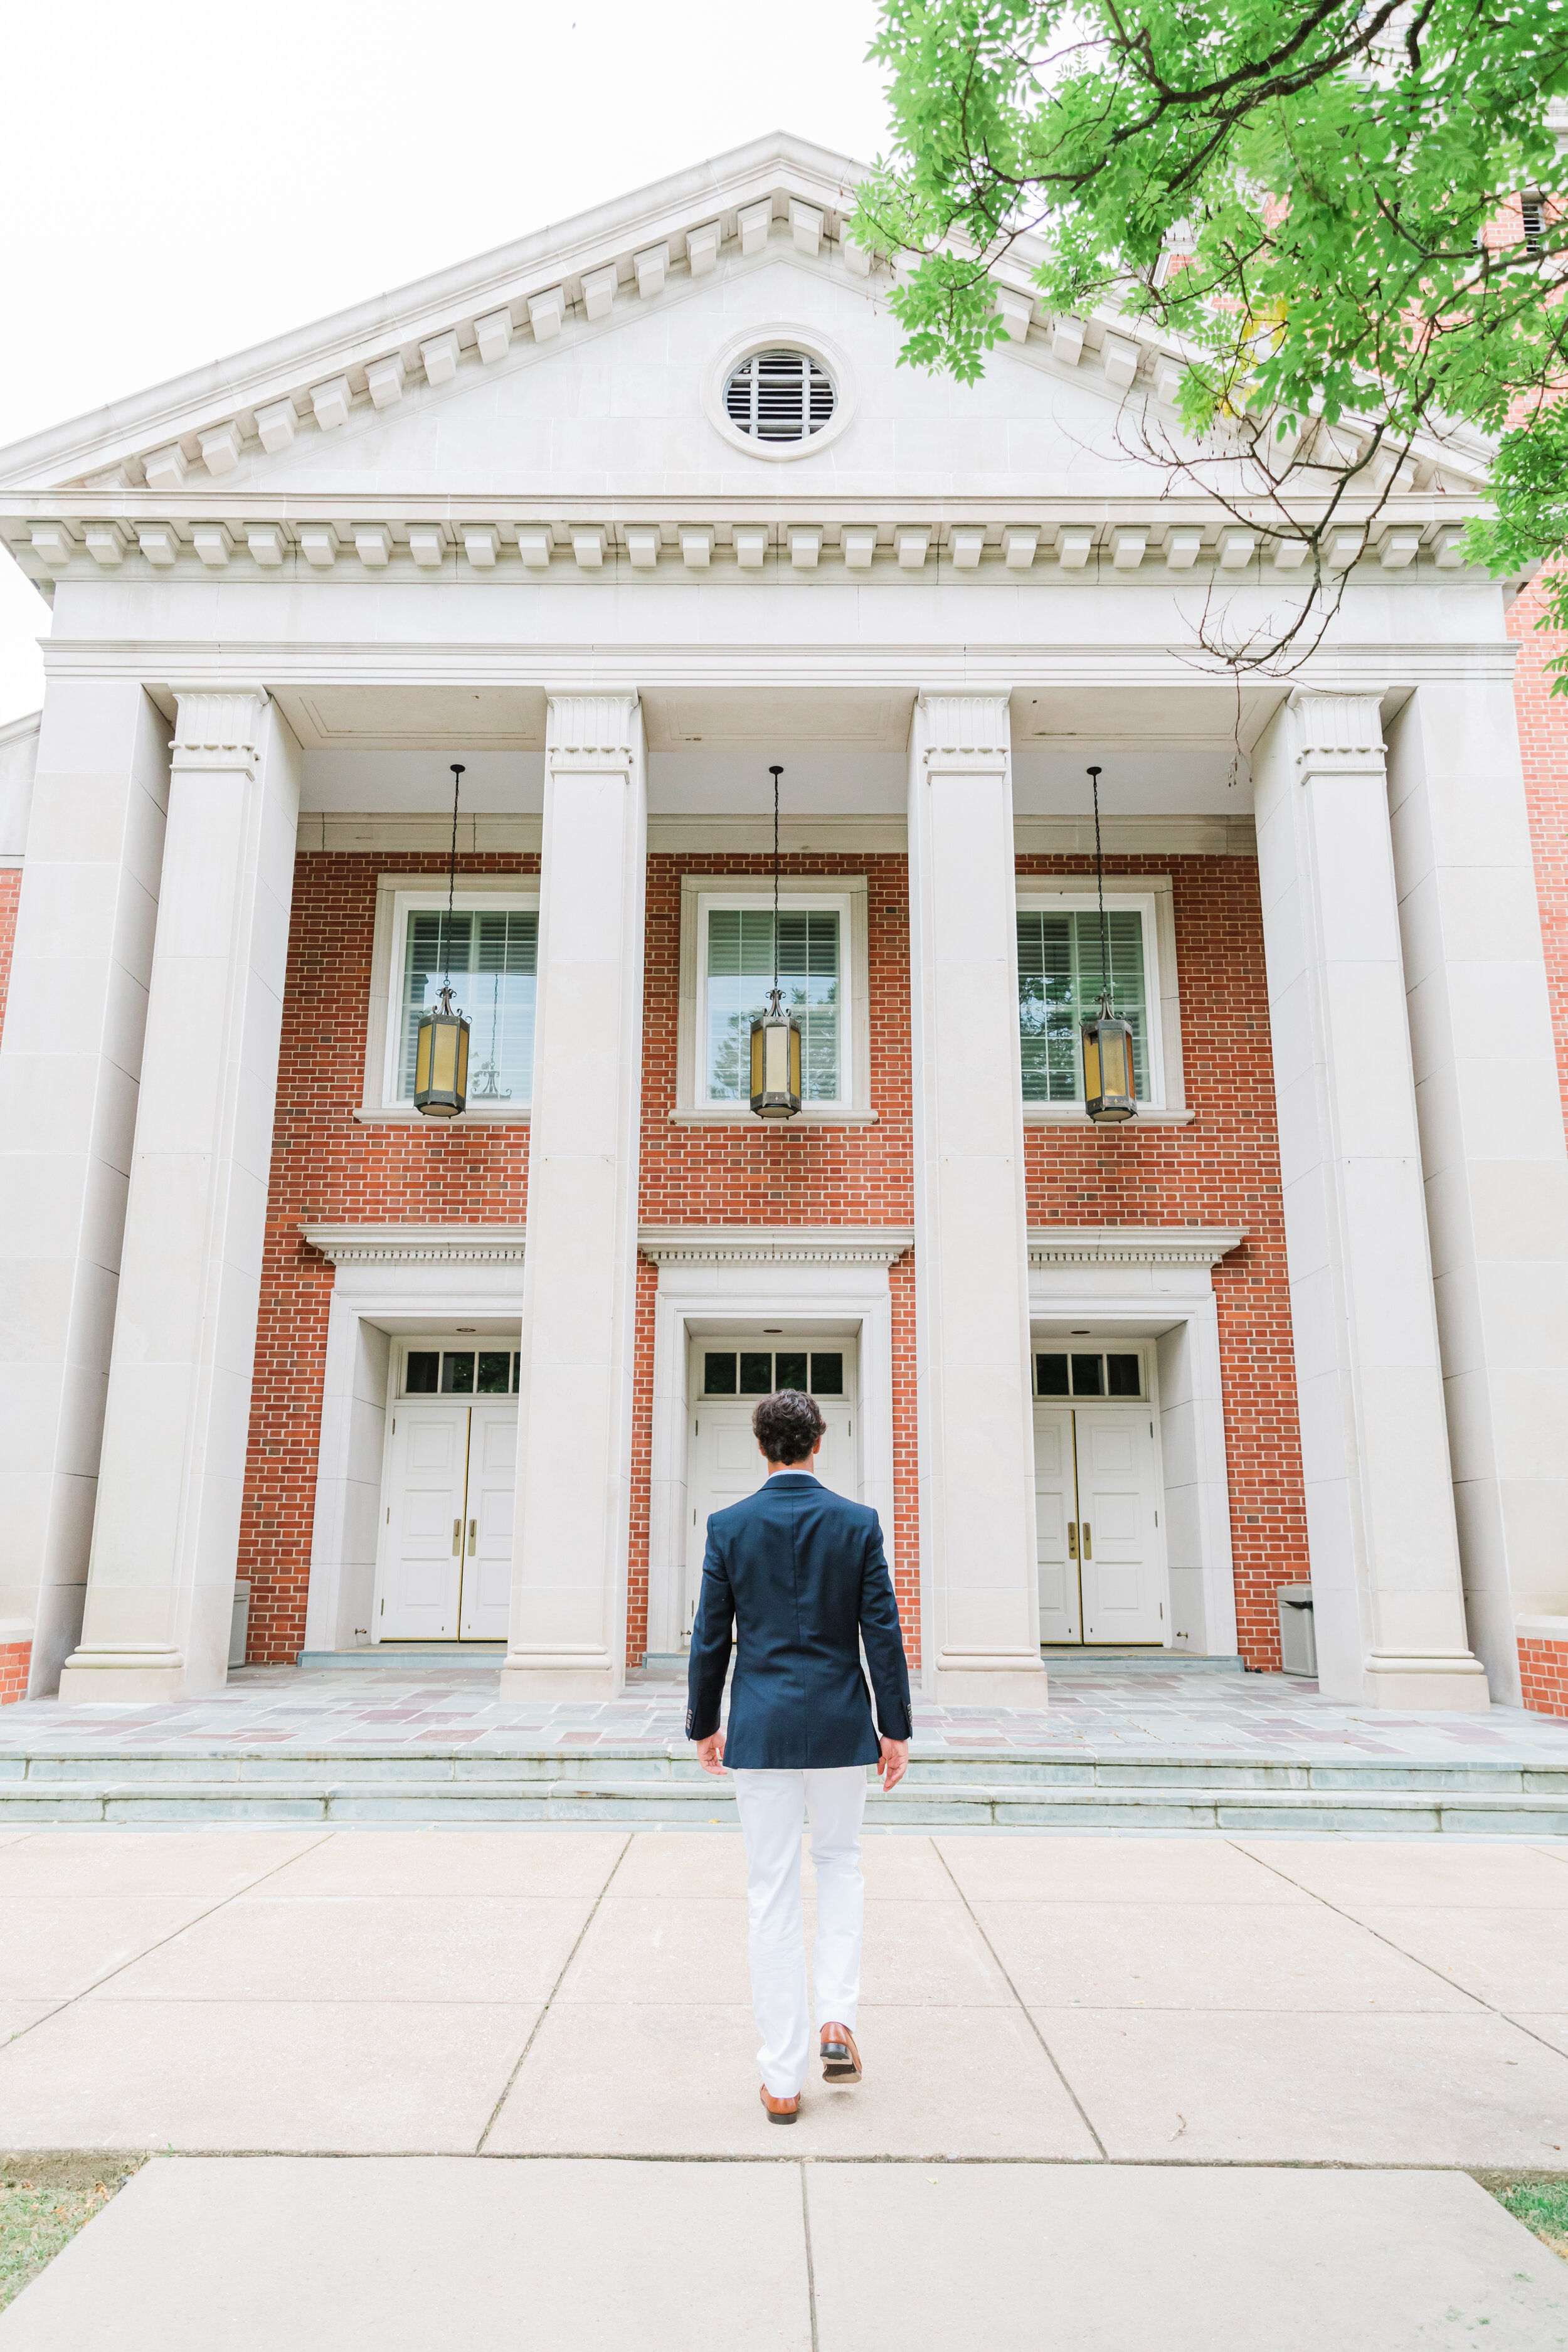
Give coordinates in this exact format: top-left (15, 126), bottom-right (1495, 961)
top-left (731, 1766), bottom-right (867, 2098)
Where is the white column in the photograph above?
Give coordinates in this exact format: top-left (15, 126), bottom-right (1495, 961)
top-left (1253, 689), bottom-right (1488, 1707)
top-left (502, 693), bottom-right (646, 1697)
top-left (907, 692), bottom-right (1046, 1702)
top-left (58, 688), bottom-right (300, 1701)
top-left (0, 679), bottom-right (171, 1690)
top-left (1385, 679), bottom-right (1568, 1704)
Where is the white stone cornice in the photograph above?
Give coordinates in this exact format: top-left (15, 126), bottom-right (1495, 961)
top-left (638, 1226), bottom-right (914, 1267)
top-left (302, 1224), bottom-right (528, 1264)
top-left (1027, 1225), bottom-right (1245, 1268)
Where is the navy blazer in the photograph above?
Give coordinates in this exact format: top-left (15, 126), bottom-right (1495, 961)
top-left (686, 1471), bottom-right (913, 1769)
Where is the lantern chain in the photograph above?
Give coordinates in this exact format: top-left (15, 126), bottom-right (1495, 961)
top-left (1088, 764), bottom-right (1113, 1020)
top-left (443, 763), bottom-right (464, 1012)
top-left (769, 762), bottom-right (783, 1021)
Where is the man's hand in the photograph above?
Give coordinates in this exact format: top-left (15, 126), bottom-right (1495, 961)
top-left (877, 1737), bottom-right (909, 1794)
top-left (695, 1729), bottom-right (726, 1777)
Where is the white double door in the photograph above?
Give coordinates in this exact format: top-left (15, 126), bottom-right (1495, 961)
top-left (378, 1399), bottom-right (516, 1642)
top-left (682, 1402), bottom-right (856, 1638)
top-left (1034, 1404), bottom-right (1165, 1645)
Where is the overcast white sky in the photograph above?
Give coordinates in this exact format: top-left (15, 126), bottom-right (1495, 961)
top-left (0, 0), bottom-right (896, 727)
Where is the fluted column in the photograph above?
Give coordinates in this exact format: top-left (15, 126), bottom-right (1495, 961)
top-left (502, 693), bottom-right (647, 1697)
top-left (58, 687), bottom-right (300, 1701)
top-left (1253, 689), bottom-right (1487, 1707)
top-left (908, 691), bottom-right (1046, 1701)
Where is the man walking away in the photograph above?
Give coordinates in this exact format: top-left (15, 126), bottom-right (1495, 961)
top-left (686, 1387), bottom-right (912, 2124)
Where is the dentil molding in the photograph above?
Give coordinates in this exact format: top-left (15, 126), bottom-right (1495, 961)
top-left (638, 1226), bottom-right (914, 1266)
top-left (1028, 1225), bottom-right (1245, 1267)
top-left (302, 1224), bottom-right (528, 1264)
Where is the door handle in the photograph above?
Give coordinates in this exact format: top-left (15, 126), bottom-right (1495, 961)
top-left (452, 1517), bottom-right (461, 1556)
top-left (1068, 1523), bottom-right (1078, 1559)
top-left (468, 1517), bottom-right (477, 1555)
top-left (1082, 1523), bottom-right (1092, 1559)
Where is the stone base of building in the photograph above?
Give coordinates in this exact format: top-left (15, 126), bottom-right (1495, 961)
top-left (1360, 1652), bottom-right (1491, 1710)
top-left (498, 1653), bottom-right (625, 1701)
top-left (929, 1655), bottom-right (1051, 1706)
top-left (1517, 1620), bottom-right (1568, 1720)
top-left (55, 1646), bottom-right (222, 1704)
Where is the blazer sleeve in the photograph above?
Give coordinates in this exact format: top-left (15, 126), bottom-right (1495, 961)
top-left (858, 1511), bottom-right (913, 1740)
top-left (685, 1517), bottom-right (735, 1742)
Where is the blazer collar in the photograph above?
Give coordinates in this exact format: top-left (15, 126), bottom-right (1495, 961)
top-left (765, 1470), bottom-right (820, 1485)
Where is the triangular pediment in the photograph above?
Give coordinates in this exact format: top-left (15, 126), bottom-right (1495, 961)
top-left (0, 126), bottom-right (1492, 561)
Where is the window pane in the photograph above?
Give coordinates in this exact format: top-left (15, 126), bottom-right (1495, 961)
top-left (399, 908), bottom-right (538, 1103)
top-left (405, 1350), bottom-right (438, 1394)
top-left (511, 1353), bottom-right (519, 1394)
top-left (775, 1351), bottom-right (808, 1391)
top-left (1107, 1353), bottom-right (1142, 1397)
top-left (810, 1352), bottom-right (844, 1396)
top-left (706, 908), bottom-right (840, 1101)
top-left (1036, 1352), bottom-right (1069, 1396)
top-left (1071, 1353), bottom-right (1104, 1396)
top-left (477, 1350), bottom-right (511, 1394)
top-left (441, 1352), bottom-right (475, 1394)
top-left (704, 1353), bottom-right (737, 1395)
top-left (739, 1352), bottom-right (773, 1394)
top-left (1017, 909), bottom-right (1148, 1103)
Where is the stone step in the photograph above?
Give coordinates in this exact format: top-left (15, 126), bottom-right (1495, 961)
top-left (1, 1769), bottom-right (1565, 1833)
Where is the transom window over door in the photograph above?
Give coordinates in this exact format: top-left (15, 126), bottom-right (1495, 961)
top-left (1017, 905), bottom-right (1151, 1104)
top-left (394, 906), bottom-right (538, 1106)
top-left (701, 903), bottom-right (845, 1104)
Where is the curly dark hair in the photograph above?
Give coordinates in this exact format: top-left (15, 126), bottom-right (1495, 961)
top-left (752, 1387), bottom-right (825, 1465)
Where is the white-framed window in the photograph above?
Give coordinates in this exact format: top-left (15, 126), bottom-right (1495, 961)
top-left (674, 876), bottom-right (873, 1123)
top-left (360, 876), bottom-right (540, 1120)
top-left (1015, 881), bottom-right (1185, 1117)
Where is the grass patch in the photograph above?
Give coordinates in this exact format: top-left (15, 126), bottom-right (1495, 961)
top-left (1478, 2172), bottom-right (1568, 2262)
top-left (0, 2154), bottom-right (146, 2312)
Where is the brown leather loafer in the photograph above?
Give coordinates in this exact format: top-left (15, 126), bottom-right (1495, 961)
top-left (761, 2086), bottom-right (800, 2124)
top-left (820, 2022), bottom-right (862, 2082)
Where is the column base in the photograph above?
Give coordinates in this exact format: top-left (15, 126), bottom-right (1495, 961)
top-left (930, 1653), bottom-right (1050, 1707)
top-left (499, 1650), bottom-right (624, 1701)
top-left (55, 1646), bottom-right (225, 1703)
top-left (1362, 1651), bottom-right (1491, 1711)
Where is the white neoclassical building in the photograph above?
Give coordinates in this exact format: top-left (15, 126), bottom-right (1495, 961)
top-left (0, 132), bottom-right (1564, 1717)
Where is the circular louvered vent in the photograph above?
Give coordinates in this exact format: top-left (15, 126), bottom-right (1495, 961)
top-left (723, 349), bottom-right (836, 443)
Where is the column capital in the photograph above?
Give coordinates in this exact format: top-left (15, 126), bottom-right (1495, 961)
top-left (913, 691), bottom-right (1012, 771)
top-left (544, 691), bottom-right (642, 767)
top-left (169, 686), bottom-right (270, 776)
top-left (1288, 689), bottom-right (1386, 773)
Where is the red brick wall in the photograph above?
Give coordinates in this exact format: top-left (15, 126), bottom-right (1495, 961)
top-left (1518, 1636), bottom-right (1568, 1720)
top-left (0, 1640), bottom-right (29, 1707)
top-left (240, 851), bottom-right (537, 1663)
top-left (0, 866), bottom-right (19, 1043)
top-left (1508, 575), bottom-right (1568, 1142)
top-left (242, 843), bottom-right (1301, 1675)
top-left (1017, 854), bottom-right (1308, 1669)
top-left (631, 854), bottom-right (919, 1661)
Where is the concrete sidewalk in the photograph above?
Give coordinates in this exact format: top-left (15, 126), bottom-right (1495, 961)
top-left (1, 1827), bottom-right (1566, 2344)
top-left (3, 2157), bottom-right (1565, 2350)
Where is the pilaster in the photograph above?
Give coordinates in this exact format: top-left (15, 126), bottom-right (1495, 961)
top-left (1253, 688), bottom-right (1488, 1707)
top-left (908, 692), bottom-right (1047, 1702)
top-left (502, 692), bottom-right (647, 1698)
top-left (58, 686), bottom-right (301, 1702)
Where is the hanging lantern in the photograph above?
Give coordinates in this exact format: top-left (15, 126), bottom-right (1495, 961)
top-left (751, 985), bottom-right (803, 1119)
top-left (750, 763), bottom-right (802, 1121)
top-left (1081, 765), bottom-right (1138, 1126)
top-left (414, 982), bottom-right (471, 1116)
top-left (415, 762), bottom-right (470, 1119)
